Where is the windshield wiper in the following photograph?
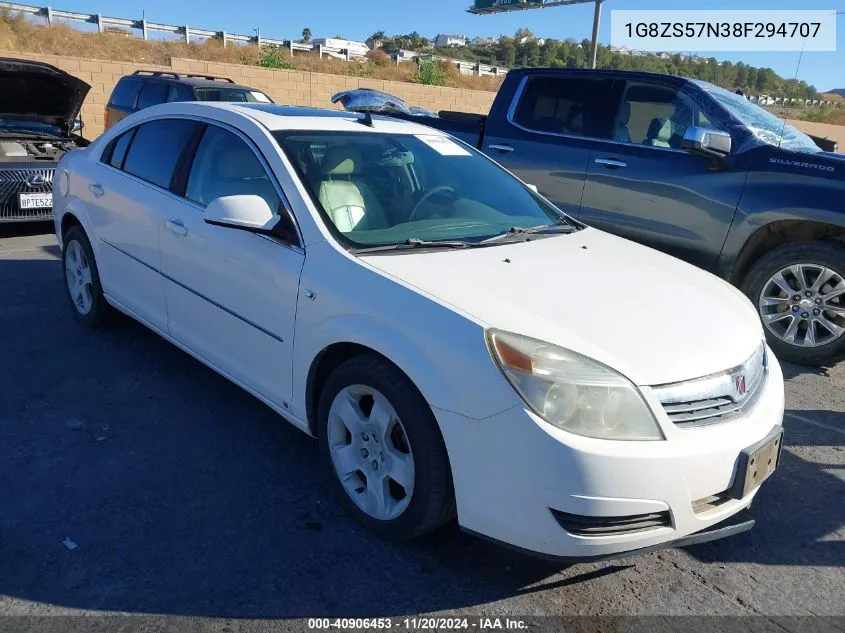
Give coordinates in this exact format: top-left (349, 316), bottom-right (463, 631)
top-left (478, 222), bottom-right (579, 245)
top-left (352, 238), bottom-right (474, 254)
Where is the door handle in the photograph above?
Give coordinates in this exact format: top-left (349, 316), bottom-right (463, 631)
top-left (594, 158), bottom-right (627, 169)
top-left (165, 219), bottom-right (188, 236)
top-left (488, 144), bottom-right (515, 153)
top-left (88, 183), bottom-right (104, 198)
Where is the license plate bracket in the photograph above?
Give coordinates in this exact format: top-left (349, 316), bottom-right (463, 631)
top-left (729, 427), bottom-right (783, 499)
top-left (19, 193), bottom-right (52, 210)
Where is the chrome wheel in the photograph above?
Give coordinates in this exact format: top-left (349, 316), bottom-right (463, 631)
top-left (65, 239), bottom-right (93, 316)
top-left (326, 385), bottom-right (415, 521)
top-left (759, 263), bottom-right (845, 347)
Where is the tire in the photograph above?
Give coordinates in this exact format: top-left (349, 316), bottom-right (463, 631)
top-left (317, 353), bottom-right (456, 540)
top-left (62, 225), bottom-right (113, 327)
top-left (742, 241), bottom-right (845, 366)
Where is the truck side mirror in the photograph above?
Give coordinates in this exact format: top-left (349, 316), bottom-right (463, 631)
top-left (682, 127), bottom-right (732, 158)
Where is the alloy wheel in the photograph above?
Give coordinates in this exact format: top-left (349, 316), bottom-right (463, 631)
top-left (759, 263), bottom-right (845, 348)
top-left (65, 239), bottom-right (94, 315)
top-left (326, 385), bottom-right (415, 521)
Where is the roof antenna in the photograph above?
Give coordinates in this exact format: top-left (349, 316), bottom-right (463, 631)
top-left (358, 111), bottom-right (374, 127)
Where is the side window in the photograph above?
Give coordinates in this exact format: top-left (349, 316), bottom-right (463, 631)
top-left (513, 77), bottom-right (603, 138)
top-left (136, 82), bottom-right (169, 110)
top-left (615, 83), bottom-right (710, 149)
top-left (109, 78), bottom-right (142, 108)
top-left (185, 125), bottom-right (280, 211)
top-left (122, 119), bottom-right (200, 189)
top-left (101, 129), bottom-right (135, 169)
top-left (166, 84), bottom-right (194, 103)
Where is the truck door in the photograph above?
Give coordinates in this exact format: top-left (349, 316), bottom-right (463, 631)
top-left (579, 79), bottom-right (747, 271)
top-left (482, 74), bottom-right (611, 217)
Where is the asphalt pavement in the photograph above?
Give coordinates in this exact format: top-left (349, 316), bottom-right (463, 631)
top-left (1, 223), bottom-right (843, 631)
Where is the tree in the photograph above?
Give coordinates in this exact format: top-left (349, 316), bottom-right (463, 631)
top-left (369, 30), bottom-right (386, 41)
top-left (301, 27), bottom-right (311, 42)
top-left (495, 36), bottom-right (516, 67)
top-left (520, 38), bottom-right (541, 67)
top-left (514, 27), bottom-right (534, 42)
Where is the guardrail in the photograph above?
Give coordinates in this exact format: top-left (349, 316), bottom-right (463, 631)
top-left (0, 1), bottom-right (510, 76)
top-left (0, 1), bottom-right (363, 60)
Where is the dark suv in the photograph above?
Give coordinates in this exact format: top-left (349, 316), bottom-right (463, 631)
top-left (105, 71), bottom-right (274, 131)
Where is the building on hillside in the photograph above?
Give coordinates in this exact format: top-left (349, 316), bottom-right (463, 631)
top-left (610, 45), bottom-right (631, 56)
top-left (312, 38), bottom-right (370, 59)
top-left (365, 35), bottom-right (384, 50)
top-left (435, 34), bottom-right (468, 47)
top-left (516, 35), bottom-right (545, 46)
top-left (470, 36), bottom-right (498, 47)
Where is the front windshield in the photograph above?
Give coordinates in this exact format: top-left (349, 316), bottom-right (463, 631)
top-left (700, 83), bottom-right (821, 154)
top-left (274, 130), bottom-right (574, 247)
top-left (194, 88), bottom-right (272, 103)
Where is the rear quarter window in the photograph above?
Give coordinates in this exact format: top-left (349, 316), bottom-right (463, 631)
top-left (109, 78), bottom-right (142, 108)
top-left (136, 82), bottom-right (169, 110)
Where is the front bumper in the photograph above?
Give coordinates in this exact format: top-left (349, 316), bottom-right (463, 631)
top-left (436, 354), bottom-right (785, 559)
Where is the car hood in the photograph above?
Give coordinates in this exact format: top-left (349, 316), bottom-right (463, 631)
top-left (0, 58), bottom-right (90, 133)
top-left (361, 228), bottom-right (763, 386)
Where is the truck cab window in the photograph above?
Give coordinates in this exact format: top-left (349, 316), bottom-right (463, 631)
top-left (513, 77), bottom-right (603, 138)
top-left (616, 83), bottom-right (709, 148)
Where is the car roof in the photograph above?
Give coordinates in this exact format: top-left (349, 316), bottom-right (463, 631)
top-left (119, 73), bottom-right (262, 93)
top-left (173, 102), bottom-right (447, 135)
top-left (508, 67), bottom-right (692, 86)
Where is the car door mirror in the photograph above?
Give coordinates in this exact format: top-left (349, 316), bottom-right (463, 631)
top-left (72, 119), bottom-right (84, 133)
top-left (204, 195), bottom-right (281, 237)
top-left (682, 127), bottom-right (732, 158)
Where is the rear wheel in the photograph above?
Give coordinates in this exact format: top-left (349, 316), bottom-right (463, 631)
top-left (62, 225), bottom-right (113, 327)
top-left (317, 354), bottom-right (455, 540)
top-left (743, 241), bottom-right (845, 365)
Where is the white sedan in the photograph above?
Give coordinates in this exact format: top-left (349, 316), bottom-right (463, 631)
top-left (53, 102), bottom-right (784, 560)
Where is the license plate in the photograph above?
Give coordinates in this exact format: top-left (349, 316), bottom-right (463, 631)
top-left (730, 427), bottom-right (783, 499)
top-left (19, 193), bottom-right (52, 210)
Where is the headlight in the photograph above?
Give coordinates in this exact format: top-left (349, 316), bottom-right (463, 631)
top-left (487, 330), bottom-right (664, 441)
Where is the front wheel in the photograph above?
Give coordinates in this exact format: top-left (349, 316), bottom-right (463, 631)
top-left (742, 241), bottom-right (845, 365)
top-left (317, 354), bottom-right (456, 540)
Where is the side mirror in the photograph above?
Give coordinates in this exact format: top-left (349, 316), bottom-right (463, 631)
top-left (72, 119), bottom-right (84, 133)
top-left (682, 127), bottom-right (732, 158)
top-left (204, 195), bottom-right (280, 237)
top-left (525, 183), bottom-right (539, 193)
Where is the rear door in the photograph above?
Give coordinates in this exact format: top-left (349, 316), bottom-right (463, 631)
top-left (84, 118), bottom-right (202, 330)
top-left (579, 79), bottom-right (746, 270)
top-left (481, 74), bottom-right (612, 215)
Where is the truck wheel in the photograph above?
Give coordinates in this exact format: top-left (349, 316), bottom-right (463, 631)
top-left (317, 353), bottom-right (456, 540)
top-left (743, 241), bottom-right (845, 365)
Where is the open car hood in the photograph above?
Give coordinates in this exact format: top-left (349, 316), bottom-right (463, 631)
top-left (0, 58), bottom-right (90, 134)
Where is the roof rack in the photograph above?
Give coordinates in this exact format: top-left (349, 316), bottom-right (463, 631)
top-left (185, 74), bottom-right (235, 83)
top-left (132, 70), bottom-right (180, 79)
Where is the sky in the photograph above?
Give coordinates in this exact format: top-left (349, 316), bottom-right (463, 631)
top-left (46, 0), bottom-right (844, 91)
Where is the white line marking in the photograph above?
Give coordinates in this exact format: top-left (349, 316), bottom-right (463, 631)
top-left (784, 411), bottom-right (845, 436)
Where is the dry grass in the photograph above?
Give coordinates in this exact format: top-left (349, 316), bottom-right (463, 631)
top-left (0, 11), bottom-right (501, 91)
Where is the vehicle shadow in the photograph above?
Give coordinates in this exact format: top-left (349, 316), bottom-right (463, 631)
top-left (0, 220), bottom-right (54, 239)
top-left (0, 255), bottom-right (841, 618)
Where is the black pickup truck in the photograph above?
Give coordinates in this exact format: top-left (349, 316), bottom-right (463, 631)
top-left (337, 69), bottom-right (845, 366)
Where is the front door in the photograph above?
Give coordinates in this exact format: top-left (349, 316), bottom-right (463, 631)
top-left (158, 123), bottom-right (304, 408)
top-left (579, 80), bottom-right (747, 271)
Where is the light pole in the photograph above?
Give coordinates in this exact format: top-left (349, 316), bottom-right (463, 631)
top-left (589, 0), bottom-right (603, 69)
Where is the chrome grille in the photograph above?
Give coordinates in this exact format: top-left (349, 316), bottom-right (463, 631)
top-left (0, 168), bottom-right (54, 220)
top-left (652, 344), bottom-right (768, 427)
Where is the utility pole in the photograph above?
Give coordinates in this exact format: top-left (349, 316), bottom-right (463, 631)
top-left (589, 0), bottom-right (602, 69)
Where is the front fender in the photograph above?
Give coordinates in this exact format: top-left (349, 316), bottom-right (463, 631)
top-left (717, 171), bottom-right (845, 279)
top-left (290, 243), bottom-right (519, 425)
